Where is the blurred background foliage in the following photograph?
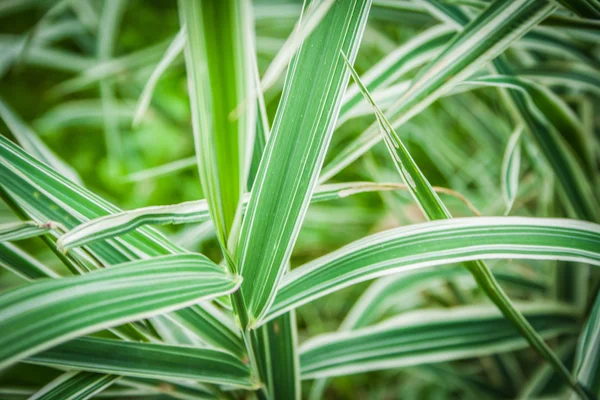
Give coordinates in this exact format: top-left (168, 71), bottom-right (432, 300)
top-left (0, 0), bottom-right (598, 398)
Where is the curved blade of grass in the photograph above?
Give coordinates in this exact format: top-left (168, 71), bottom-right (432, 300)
top-left (179, 0), bottom-right (255, 253)
top-left (0, 242), bottom-right (60, 280)
top-left (0, 253), bottom-right (240, 370)
top-left (320, 0), bottom-right (556, 183)
top-left (122, 156), bottom-right (196, 183)
top-left (57, 181), bottom-right (478, 252)
top-left (0, 135), bottom-right (181, 262)
top-left (132, 27), bottom-right (185, 127)
top-left (300, 304), bottom-right (578, 380)
top-left (344, 57), bottom-right (588, 397)
top-left (0, 97), bottom-right (81, 184)
top-left (460, 73), bottom-right (598, 221)
top-left (267, 216), bottom-right (600, 321)
top-left (27, 337), bottom-right (254, 389)
top-left (29, 371), bottom-right (119, 400)
top-left (501, 125), bottom-right (523, 215)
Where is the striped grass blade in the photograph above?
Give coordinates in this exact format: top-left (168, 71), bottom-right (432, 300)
top-left (300, 304), bottom-right (578, 379)
top-left (267, 216), bottom-right (600, 322)
top-left (27, 337), bottom-right (254, 389)
top-left (179, 0), bottom-right (255, 254)
top-left (0, 254), bottom-right (240, 370)
top-left (235, 0), bottom-right (372, 327)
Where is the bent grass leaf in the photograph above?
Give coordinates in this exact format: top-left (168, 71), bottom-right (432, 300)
top-left (300, 304), bottom-right (578, 379)
top-left (0, 254), bottom-right (240, 370)
top-left (267, 216), bottom-right (600, 321)
top-left (27, 337), bottom-right (254, 389)
top-left (58, 181), bottom-right (478, 252)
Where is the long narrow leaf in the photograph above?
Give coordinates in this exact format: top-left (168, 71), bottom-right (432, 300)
top-left (300, 304), bottom-right (578, 379)
top-left (179, 0), bottom-right (255, 252)
top-left (267, 216), bottom-right (600, 322)
top-left (27, 337), bottom-right (254, 389)
top-left (0, 253), bottom-right (240, 369)
top-left (57, 181), bottom-right (478, 252)
top-left (29, 371), bottom-right (119, 400)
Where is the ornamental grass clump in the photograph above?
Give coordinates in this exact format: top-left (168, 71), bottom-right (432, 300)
top-left (0, 0), bottom-right (599, 399)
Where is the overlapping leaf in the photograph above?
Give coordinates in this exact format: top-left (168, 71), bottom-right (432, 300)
top-left (0, 253), bottom-right (240, 370)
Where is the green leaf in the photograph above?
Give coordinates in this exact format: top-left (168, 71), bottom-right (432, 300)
top-left (254, 311), bottom-right (301, 400)
top-left (320, 0), bottom-right (556, 183)
top-left (179, 0), bottom-right (255, 252)
top-left (0, 135), bottom-right (181, 264)
top-left (300, 304), bottom-right (578, 379)
top-left (0, 253), bottom-right (240, 370)
top-left (0, 242), bottom-right (60, 280)
top-left (267, 216), bottom-right (600, 322)
top-left (27, 337), bottom-right (254, 389)
top-left (0, 220), bottom-right (57, 242)
top-left (57, 181), bottom-right (478, 252)
top-left (0, 135), bottom-right (241, 356)
top-left (29, 371), bottom-right (119, 400)
top-left (133, 27), bottom-right (185, 127)
top-left (260, 0), bottom-right (335, 92)
top-left (501, 125), bottom-right (523, 215)
top-left (235, 0), bottom-right (372, 327)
